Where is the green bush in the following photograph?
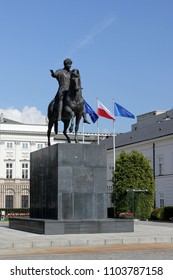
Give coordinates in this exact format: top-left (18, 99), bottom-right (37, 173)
top-left (112, 151), bottom-right (155, 219)
top-left (0, 208), bottom-right (29, 214)
top-left (150, 207), bottom-right (164, 220)
top-left (150, 206), bottom-right (173, 221)
top-left (0, 208), bottom-right (30, 221)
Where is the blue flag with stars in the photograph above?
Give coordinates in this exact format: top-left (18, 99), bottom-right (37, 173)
top-left (114, 102), bottom-right (135, 119)
top-left (84, 100), bottom-right (99, 123)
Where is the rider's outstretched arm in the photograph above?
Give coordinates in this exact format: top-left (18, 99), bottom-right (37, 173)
top-left (50, 69), bottom-right (56, 78)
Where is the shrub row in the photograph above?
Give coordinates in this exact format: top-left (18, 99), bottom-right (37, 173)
top-left (150, 206), bottom-right (173, 221)
top-left (0, 208), bottom-right (29, 215)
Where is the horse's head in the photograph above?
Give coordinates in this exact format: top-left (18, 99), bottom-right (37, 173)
top-left (70, 69), bottom-right (82, 91)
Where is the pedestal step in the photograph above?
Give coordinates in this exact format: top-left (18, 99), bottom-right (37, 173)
top-left (9, 217), bottom-right (134, 235)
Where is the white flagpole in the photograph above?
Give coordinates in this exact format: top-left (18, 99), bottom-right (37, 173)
top-left (97, 119), bottom-right (99, 145)
top-left (96, 97), bottom-right (99, 145)
top-left (112, 99), bottom-right (116, 170)
top-left (113, 120), bottom-right (115, 170)
top-left (82, 119), bottom-right (84, 143)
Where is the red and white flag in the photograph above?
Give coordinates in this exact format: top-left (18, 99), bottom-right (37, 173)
top-left (97, 99), bottom-right (115, 120)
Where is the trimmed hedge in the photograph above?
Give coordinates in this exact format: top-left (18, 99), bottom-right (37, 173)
top-left (0, 208), bottom-right (30, 214)
top-left (150, 206), bottom-right (173, 221)
top-left (150, 207), bottom-right (164, 220)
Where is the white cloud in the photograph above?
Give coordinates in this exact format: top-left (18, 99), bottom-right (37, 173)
top-left (0, 106), bottom-right (46, 124)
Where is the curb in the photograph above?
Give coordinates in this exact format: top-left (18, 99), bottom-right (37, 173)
top-left (0, 236), bottom-right (173, 251)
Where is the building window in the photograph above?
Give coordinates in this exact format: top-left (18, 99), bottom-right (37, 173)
top-left (158, 158), bottom-right (163, 175)
top-left (21, 195), bottom-right (29, 208)
top-left (6, 163), bottom-right (13, 178)
top-left (21, 142), bottom-right (29, 149)
top-left (6, 142), bottom-right (14, 149)
top-left (5, 195), bottom-right (13, 208)
top-left (37, 143), bottom-right (44, 150)
top-left (109, 166), bottom-right (114, 170)
top-left (160, 198), bottom-right (164, 208)
top-left (22, 163), bottom-right (29, 179)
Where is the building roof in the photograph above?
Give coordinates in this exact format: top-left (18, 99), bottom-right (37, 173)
top-left (101, 109), bottom-right (173, 150)
top-left (0, 118), bottom-right (23, 125)
top-left (0, 113), bottom-right (112, 142)
top-left (0, 114), bottom-right (23, 124)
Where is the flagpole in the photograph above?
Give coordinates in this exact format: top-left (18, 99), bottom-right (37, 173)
top-left (113, 121), bottom-right (115, 170)
top-left (97, 119), bottom-right (99, 145)
top-left (112, 99), bottom-right (116, 170)
top-left (82, 119), bottom-right (84, 143)
top-left (96, 97), bottom-right (99, 145)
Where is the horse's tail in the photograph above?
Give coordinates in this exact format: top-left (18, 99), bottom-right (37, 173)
top-left (47, 99), bottom-right (55, 119)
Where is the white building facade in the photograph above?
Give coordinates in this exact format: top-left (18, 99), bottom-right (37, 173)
top-left (0, 115), bottom-right (50, 209)
top-left (0, 114), bottom-right (105, 210)
top-left (2, 109), bottom-right (173, 211)
top-left (104, 109), bottom-right (173, 208)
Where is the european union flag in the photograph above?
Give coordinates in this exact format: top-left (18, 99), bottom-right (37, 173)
top-left (114, 102), bottom-right (135, 119)
top-left (84, 100), bottom-right (99, 123)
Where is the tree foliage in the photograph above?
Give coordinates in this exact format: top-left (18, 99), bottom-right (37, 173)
top-left (111, 150), bottom-right (155, 218)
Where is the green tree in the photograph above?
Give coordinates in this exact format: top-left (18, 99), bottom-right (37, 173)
top-left (111, 150), bottom-right (155, 219)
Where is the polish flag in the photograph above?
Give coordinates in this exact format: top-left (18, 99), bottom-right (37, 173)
top-left (97, 100), bottom-right (116, 120)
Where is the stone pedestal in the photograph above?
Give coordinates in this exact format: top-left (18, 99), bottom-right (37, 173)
top-left (9, 143), bottom-right (134, 234)
top-left (30, 143), bottom-right (107, 220)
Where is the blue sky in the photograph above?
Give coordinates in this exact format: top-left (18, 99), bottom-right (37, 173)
top-left (0, 0), bottom-right (173, 134)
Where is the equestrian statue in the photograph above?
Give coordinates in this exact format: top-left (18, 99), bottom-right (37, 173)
top-left (47, 58), bottom-right (90, 146)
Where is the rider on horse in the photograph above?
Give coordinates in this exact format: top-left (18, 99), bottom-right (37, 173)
top-left (50, 58), bottom-right (90, 124)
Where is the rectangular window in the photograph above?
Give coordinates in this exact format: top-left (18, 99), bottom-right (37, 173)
top-left (22, 163), bottom-right (29, 179)
top-left (6, 195), bottom-right (13, 208)
top-left (6, 163), bottom-right (13, 178)
top-left (21, 142), bottom-right (29, 149)
top-left (21, 195), bottom-right (29, 208)
top-left (160, 198), bottom-right (164, 208)
top-left (158, 158), bottom-right (163, 175)
top-left (37, 143), bottom-right (44, 150)
top-left (6, 142), bottom-right (14, 149)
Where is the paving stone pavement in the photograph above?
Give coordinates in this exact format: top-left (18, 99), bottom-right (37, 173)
top-left (0, 220), bottom-right (173, 254)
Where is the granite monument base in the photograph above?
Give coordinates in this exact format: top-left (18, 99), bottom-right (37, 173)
top-left (9, 143), bottom-right (134, 234)
top-left (9, 217), bottom-right (134, 235)
top-left (29, 143), bottom-right (108, 220)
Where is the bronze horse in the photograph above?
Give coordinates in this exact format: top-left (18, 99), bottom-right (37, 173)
top-left (47, 69), bottom-right (85, 145)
